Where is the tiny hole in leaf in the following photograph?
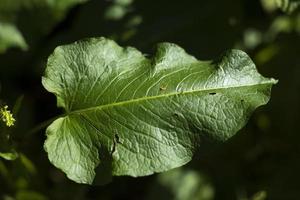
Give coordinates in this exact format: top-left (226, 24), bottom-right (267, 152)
top-left (209, 92), bottom-right (216, 95)
top-left (115, 134), bottom-right (120, 144)
top-left (111, 134), bottom-right (121, 154)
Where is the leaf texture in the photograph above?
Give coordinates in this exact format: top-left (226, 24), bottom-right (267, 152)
top-left (42, 37), bottom-right (277, 184)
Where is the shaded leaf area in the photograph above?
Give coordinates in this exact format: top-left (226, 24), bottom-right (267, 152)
top-left (42, 38), bottom-right (276, 184)
top-left (0, 0), bottom-right (88, 53)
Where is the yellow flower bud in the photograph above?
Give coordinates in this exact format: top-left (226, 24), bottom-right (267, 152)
top-left (0, 105), bottom-right (16, 127)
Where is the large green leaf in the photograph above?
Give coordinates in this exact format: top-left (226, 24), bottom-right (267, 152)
top-left (42, 37), bottom-right (277, 184)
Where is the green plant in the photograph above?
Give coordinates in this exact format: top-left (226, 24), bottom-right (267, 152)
top-left (3, 0), bottom-right (299, 199)
top-left (0, 36), bottom-right (277, 185)
top-left (41, 37), bottom-right (276, 184)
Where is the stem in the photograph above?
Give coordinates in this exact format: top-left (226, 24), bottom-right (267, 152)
top-left (27, 114), bottom-right (64, 136)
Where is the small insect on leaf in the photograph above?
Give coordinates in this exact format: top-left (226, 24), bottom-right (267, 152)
top-left (160, 85), bottom-right (167, 91)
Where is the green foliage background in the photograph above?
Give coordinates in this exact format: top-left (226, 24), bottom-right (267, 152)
top-left (0, 0), bottom-right (299, 199)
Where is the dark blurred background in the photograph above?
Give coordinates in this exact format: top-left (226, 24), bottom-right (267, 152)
top-left (0, 0), bottom-right (299, 199)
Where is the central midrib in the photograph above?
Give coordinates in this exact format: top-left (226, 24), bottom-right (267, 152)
top-left (68, 80), bottom-right (275, 116)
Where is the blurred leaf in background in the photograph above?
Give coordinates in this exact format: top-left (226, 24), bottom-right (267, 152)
top-left (0, 0), bottom-right (88, 53)
top-left (147, 168), bottom-right (214, 200)
top-left (0, 22), bottom-right (27, 53)
top-left (261, 0), bottom-right (300, 13)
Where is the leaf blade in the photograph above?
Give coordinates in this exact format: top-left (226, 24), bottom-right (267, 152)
top-left (42, 37), bottom-right (277, 184)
